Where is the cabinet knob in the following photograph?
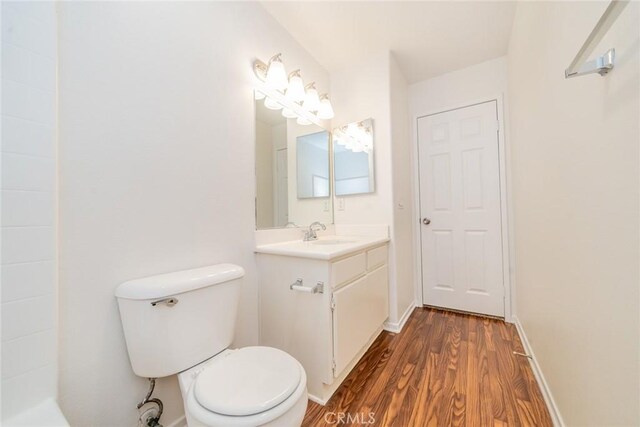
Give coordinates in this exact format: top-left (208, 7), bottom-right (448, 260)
top-left (422, 218), bottom-right (431, 225)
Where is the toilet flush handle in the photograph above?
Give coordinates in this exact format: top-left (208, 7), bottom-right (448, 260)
top-left (150, 297), bottom-right (179, 307)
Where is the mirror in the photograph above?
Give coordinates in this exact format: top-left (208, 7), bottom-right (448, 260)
top-left (255, 94), bottom-right (333, 229)
top-left (297, 131), bottom-right (330, 199)
top-left (333, 118), bottom-right (375, 196)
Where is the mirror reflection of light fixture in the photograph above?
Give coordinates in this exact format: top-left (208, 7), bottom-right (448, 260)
top-left (264, 97), bottom-right (283, 110)
top-left (282, 108), bottom-right (297, 118)
top-left (286, 70), bottom-right (305, 103)
top-left (317, 94), bottom-right (334, 120)
top-left (296, 116), bottom-right (312, 125)
top-left (265, 54), bottom-right (288, 92)
top-left (302, 83), bottom-right (320, 112)
top-left (334, 120), bottom-right (373, 153)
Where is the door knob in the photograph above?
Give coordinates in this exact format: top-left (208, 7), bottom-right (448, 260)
top-left (422, 218), bottom-right (431, 225)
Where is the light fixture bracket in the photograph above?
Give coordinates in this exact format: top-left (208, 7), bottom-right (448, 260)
top-left (254, 53), bottom-right (286, 84)
top-left (253, 59), bottom-right (268, 80)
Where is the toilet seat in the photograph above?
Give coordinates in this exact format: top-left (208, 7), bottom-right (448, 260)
top-left (186, 346), bottom-right (308, 426)
top-left (194, 346), bottom-right (301, 416)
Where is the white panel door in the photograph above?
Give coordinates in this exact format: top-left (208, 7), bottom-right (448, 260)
top-left (418, 101), bottom-right (504, 317)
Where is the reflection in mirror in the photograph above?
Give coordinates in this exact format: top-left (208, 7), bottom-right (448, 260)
top-left (255, 93), bottom-right (333, 229)
top-left (333, 118), bottom-right (375, 196)
top-left (297, 131), bottom-right (330, 199)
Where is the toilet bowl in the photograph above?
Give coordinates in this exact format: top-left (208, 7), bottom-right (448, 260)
top-left (178, 347), bottom-right (308, 427)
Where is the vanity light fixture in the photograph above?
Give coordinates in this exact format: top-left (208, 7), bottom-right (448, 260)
top-left (317, 94), bottom-right (335, 120)
top-left (302, 83), bottom-right (321, 112)
top-left (254, 53), bottom-right (334, 126)
top-left (264, 54), bottom-right (288, 91)
top-left (264, 96), bottom-right (283, 110)
top-left (286, 70), bottom-right (305, 103)
top-left (282, 108), bottom-right (297, 119)
top-left (296, 116), bottom-right (312, 125)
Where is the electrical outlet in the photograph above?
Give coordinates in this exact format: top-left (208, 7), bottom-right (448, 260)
top-left (337, 198), bottom-right (345, 211)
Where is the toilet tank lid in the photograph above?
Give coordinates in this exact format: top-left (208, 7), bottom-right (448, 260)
top-left (115, 264), bottom-right (244, 300)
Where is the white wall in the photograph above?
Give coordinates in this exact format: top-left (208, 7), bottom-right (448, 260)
top-left (409, 56), bottom-right (508, 115)
top-left (508, 2), bottom-right (639, 425)
top-left (389, 54), bottom-right (415, 323)
top-left (330, 51), bottom-right (414, 326)
top-left (331, 51), bottom-right (396, 322)
top-left (331, 51), bottom-right (393, 226)
top-left (57, 2), bottom-right (328, 426)
top-left (1, 1), bottom-right (58, 421)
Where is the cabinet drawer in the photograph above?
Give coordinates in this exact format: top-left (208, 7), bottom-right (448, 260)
top-left (331, 253), bottom-right (366, 289)
top-left (367, 245), bottom-right (388, 270)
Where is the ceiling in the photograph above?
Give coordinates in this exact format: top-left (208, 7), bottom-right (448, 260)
top-left (261, 1), bottom-right (516, 84)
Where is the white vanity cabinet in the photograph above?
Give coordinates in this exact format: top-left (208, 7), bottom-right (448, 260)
top-left (257, 241), bottom-right (389, 404)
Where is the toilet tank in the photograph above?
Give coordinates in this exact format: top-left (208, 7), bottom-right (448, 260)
top-left (115, 264), bottom-right (244, 378)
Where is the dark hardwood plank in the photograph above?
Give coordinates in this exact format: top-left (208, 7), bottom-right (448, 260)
top-left (303, 307), bottom-right (552, 427)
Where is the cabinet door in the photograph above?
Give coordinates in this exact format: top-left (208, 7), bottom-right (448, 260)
top-left (332, 265), bottom-right (389, 377)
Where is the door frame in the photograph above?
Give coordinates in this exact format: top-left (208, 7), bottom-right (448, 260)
top-left (411, 94), bottom-right (514, 322)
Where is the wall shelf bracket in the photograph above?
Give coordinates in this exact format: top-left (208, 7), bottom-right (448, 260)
top-left (564, 0), bottom-right (629, 79)
top-left (565, 48), bottom-right (615, 78)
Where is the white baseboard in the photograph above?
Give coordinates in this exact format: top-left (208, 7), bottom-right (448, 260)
top-left (513, 316), bottom-right (564, 427)
top-left (383, 302), bottom-right (415, 333)
top-left (165, 415), bottom-right (186, 427)
top-left (307, 393), bottom-right (328, 406)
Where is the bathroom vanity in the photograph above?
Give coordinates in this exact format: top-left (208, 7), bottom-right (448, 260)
top-left (256, 236), bottom-right (389, 404)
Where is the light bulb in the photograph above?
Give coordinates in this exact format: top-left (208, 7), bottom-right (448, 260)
top-left (264, 97), bottom-right (283, 110)
top-left (296, 116), bottom-right (312, 125)
top-left (265, 54), bottom-right (288, 92)
top-left (254, 90), bottom-right (266, 100)
top-left (317, 95), bottom-right (334, 119)
top-left (286, 70), bottom-right (305, 103)
top-left (302, 83), bottom-right (320, 111)
top-left (282, 108), bottom-right (297, 118)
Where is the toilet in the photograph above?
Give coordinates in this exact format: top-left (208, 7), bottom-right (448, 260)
top-left (115, 264), bottom-right (308, 426)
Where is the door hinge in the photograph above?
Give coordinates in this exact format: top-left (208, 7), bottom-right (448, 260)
top-left (331, 359), bottom-right (336, 375)
top-left (330, 295), bottom-right (336, 311)
top-left (496, 119), bottom-right (500, 133)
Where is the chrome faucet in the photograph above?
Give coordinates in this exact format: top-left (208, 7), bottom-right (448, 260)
top-left (303, 221), bottom-right (326, 241)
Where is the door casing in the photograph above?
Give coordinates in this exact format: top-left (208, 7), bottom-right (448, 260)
top-left (411, 94), bottom-right (514, 322)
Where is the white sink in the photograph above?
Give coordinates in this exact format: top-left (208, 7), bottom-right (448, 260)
top-left (255, 235), bottom-right (390, 260)
top-left (311, 239), bottom-right (356, 245)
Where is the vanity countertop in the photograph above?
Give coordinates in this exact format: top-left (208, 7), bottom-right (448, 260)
top-left (255, 235), bottom-right (389, 260)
